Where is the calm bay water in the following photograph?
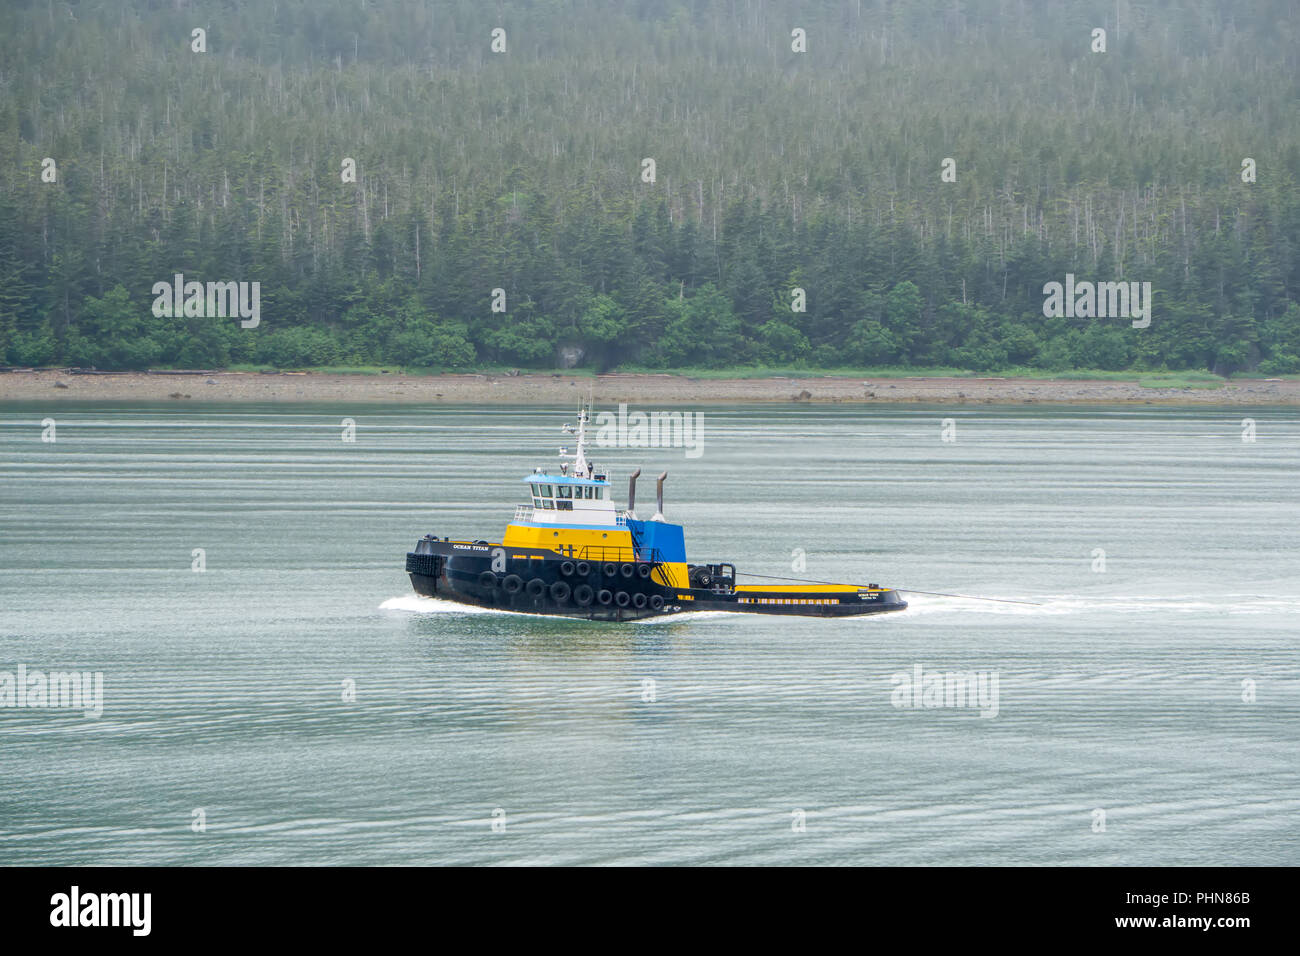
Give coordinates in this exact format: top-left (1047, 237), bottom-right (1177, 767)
top-left (1, 401), bottom-right (1297, 865)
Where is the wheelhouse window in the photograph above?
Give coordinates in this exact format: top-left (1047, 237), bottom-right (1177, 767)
top-left (558, 485), bottom-right (572, 499)
top-left (530, 483), bottom-right (540, 497)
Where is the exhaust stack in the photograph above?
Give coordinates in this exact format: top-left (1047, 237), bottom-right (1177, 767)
top-left (652, 471), bottom-right (668, 521)
top-left (626, 468), bottom-right (641, 519)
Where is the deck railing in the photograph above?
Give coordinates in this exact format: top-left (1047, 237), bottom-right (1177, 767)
top-left (572, 545), bottom-right (663, 564)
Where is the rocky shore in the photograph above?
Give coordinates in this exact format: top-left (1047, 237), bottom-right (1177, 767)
top-left (2, 369), bottom-right (1297, 405)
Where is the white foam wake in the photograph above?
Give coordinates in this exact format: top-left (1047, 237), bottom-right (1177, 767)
top-left (379, 594), bottom-right (519, 616)
top-left (893, 593), bottom-right (1300, 617)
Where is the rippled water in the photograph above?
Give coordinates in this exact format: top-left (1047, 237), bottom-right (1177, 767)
top-left (1, 402), bottom-right (1297, 865)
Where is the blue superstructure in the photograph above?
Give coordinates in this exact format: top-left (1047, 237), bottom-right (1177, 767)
top-left (627, 518), bottom-right (687, 563)
top-left (522, 473), bottom-right (608, 486)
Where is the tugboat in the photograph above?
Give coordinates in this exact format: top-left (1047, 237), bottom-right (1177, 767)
top-left (404, 407), bottom-right (908, 621)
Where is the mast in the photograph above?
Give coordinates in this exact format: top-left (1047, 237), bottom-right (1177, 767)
top-left (560, 404), bottom-right (593, 479)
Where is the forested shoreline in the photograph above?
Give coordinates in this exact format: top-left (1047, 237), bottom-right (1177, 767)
top-left (1, 0), bottom-right (1297, 374)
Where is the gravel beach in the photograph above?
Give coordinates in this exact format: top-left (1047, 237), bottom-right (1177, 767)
top-left (2, 369), bottom-right (1297, 405)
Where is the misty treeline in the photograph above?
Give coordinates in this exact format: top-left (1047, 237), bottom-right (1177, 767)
top-left (1, 0), bottom-right (1297, 373)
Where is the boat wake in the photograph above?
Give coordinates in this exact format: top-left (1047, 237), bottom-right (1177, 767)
top-left (380, 595), bottom-right (528, 617)
top-left (381, 592), bottom-right (1300, 623)
top-left (893, 593), bottom-right (1300, 617)
top-left (379, 594), bottom-right (735, 623)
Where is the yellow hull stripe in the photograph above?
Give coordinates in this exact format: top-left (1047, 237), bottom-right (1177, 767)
top-left (733, 584), bottom-right (865, 594)
top-left (497, 526), bottom-right (692, 589)
top-left (502, 524), bottom-right (634, 553)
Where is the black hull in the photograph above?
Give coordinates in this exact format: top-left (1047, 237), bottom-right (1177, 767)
top-left (405, 538), bottom-right (907, 622)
